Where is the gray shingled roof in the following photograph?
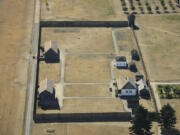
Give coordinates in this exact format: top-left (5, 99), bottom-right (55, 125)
top-left (44, 40), bottom-right (59, 54)
top-left (115, 56), bottom-right (126, 62)
top-left (38, 78), bottom-right (54, 94)
top-left (117, 77), bottom-right (136, 90)
top-left (137, 79), bottom-right (147, 91)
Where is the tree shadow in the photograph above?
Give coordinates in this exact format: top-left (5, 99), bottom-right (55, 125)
top-left (177, 4), bottom-right (180, 8)
top-left (156, 11), bottom-right (161, 14)
top-left (133, 25), bottom-right (139, 30)
top-left (162, 128), bottom-right (180, 135)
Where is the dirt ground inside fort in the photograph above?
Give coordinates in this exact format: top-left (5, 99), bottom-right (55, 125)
top-left (65, 54), bottom-right (112, 83)
top-left (0, 0), bottom-right (34, 135)
top-left (37, 98), bottom-right (124, 114)
top-left (135, 15), bottom-right (180, 81)
top-left (39, 61), bottom-right (61, 83)
top-left (64, 84), bottom-right (111, 97)
top-left (41, 28), bottom-right (115, 53)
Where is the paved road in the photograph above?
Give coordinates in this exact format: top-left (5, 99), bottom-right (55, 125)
top-left (24, 24), bottom-right (39, 135)
top-left (24, 0), bottom-right (40, 135)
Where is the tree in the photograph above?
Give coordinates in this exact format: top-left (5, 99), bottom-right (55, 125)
top-left (159, 104), bottom-right (176, 130)
top-left (129, 62), bottom-right (137, 72)
top-left (131, 49), bottom-right (140, 61)
top-left (129, 105), bottom-right (152, 135)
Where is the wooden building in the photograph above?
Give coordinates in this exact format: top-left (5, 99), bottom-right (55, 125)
top-left (38, 78), bottom-right (60, 110)
top-left (117, 77), bottom-right (137, 97)
top-left (44, 40), bottom-right (60, 62)
top-left (115, 56), bottom-right (128, 69)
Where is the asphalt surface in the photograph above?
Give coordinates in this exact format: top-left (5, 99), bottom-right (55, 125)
top-left (24, 23), bottom-right (39, 135)
top-left (24, 0), bottom-right (40, 134)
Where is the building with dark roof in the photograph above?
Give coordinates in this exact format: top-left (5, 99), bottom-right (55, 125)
top-left (44, 40), bottom-right (60, 63)
top-left (38, 78), bottom-right (60, 110)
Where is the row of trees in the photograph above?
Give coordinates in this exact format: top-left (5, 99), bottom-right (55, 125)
top-left (129, 104), bottom-right (176, 135)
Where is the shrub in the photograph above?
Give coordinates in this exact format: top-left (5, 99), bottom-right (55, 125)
top-left (160, 0), bottom-right (165, 6)
top-left (158, 88), bottom-right (163, 94)
top-left (155, 6), bottom-right (159, 10)
top-left (167, 94), bottom-right (172, 99)
top-left (131, 6), bottom-right (135, 10)
top-left (163, 6), bottom-right (167, 10)
top-left (129, 62), bottom-right (137, 72)
top-left (122, 1), bottom-right (126, 6)
top-left (147, 6), bottom-right (152, 11)
top-left (139, 7), bottom-right (143, 11)
top-left (138, 2), bottom-right (141, 6)
top-left (123, 7), bottom-right (128, 11)
top-left (115, 90), bottom-right (119, 97)
top-left (131, 49), bottom-right (140, 61)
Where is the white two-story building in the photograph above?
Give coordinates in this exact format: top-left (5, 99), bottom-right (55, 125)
top-left (115, 56), bottom-right (128, 69)
top-left (117, 77), bottom-right (137, 97)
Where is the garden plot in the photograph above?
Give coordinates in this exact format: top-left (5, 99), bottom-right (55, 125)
top-left (38, 61), bottom-right (61, 83)
top-left (64, 54), bottom-right (112, 83)
top-left (157, 85), bottom-right (180, 99)
top-left (41, 28), bottom-right (115, 53)
top-left (120, 0), bottom-right (180, 14)
top-left (40, 0), bottom-right (127, 21)
top-left (64, 84), bottom-right (111, 97)
top-left (135, 15), bottom-right (180, 81)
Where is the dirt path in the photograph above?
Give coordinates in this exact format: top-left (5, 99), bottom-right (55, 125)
top-left (150, 82), bottom-right (162, 111)
top-left (141, 25), bottom-right (180, 37)
top-left (0, 0), bottom-right (34, 134)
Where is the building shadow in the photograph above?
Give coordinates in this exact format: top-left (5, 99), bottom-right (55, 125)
top-left (38, 89), bottom-right (60, 110)
top-left (34, 112), bottom-right (132, 123)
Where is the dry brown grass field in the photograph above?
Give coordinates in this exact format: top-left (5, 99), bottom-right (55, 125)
top-left (0, 0), bottom-right (34, 135)
top-left (139, 99), bottom-right (155, 112)
top-left (37, 98), bottom-right (124, 114)
top-left (135, 15), bottom-right (180, 81)
top-left (41, 28), bottom-right (115, 53)
top-left (64, 84), bottom-right (111, 97)
top-left (31, 122), bottom-right (131, 135)
top-left (40, 0), bottom-right (126, 21)
top-left (65, 54), bottom-right (112, 83)
top-left (38, 61), bottom-right (61, 83)
top-left (31, 121), bottom-right (158, 135)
